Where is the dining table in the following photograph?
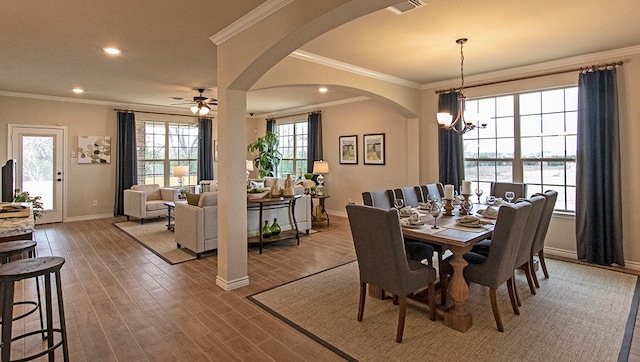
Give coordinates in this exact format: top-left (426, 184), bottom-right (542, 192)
top-left (401, 207), bottom-right (495, 333)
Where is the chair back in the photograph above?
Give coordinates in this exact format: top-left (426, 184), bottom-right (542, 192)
top-left (393, 187), bottom-right (421, 207)
top-left (514, 195), bottom-right (545, 268)
top-left (490, 182), bottom-right (527, 200)
top-left (362, 190), bottom-right (394, 209)
top-left (530, 190), bottom-right (558, 255)
top-left (420, 183), bottom-right (444, 202)
top-left (466, 202), bottom-right (530, 289)
top-left (346, 204), bottom-right (431, 296)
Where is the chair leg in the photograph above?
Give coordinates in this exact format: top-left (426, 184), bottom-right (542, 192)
top-left (538, 250), bottom-right (549, 278)
top-left (396, 296), bottom-right (407, 343)
top-left (440, 272), bottom-right (448, 306)
top-left (392, 294), bottom-right (399, 305)
top-left (513, 277), bottom-right (522, 307)
top-left (522, 262), bottom-right (536, 295)
top-left (126, 215), bottom-right (130, 221)
top-left (507, 277), bottom-right (520, 316)
top-left (357, 282), bottom-right (366, 322)
top-left (489, 288), bottom-right (504, 332)
top-left (428, 282), bottom-right (436, 321)
top-left (530, 258), bottom-right (540, 288)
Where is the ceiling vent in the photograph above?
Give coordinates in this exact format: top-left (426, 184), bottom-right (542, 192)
top-left (386, 0), bottom-right (425, 15)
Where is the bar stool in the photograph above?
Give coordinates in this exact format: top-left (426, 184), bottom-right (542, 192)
top-left (0, 257), bottom-right (68, 361)
top-left (0, 240), bottom-right (45, 340)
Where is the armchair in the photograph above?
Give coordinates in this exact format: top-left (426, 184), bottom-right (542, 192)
top-left (174, 192), bottom-right (218, 258)
top-left (124, 184), bottom-right (177, 224)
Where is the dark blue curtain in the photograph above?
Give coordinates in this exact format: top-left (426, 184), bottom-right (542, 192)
top-left (576, 69), bottom-right (624, 266)
top-left (114, 111), bottom-right (137, 216)
top-left (438, 92), bottom-right (464, 192)
top-left (198, 118), bottom-right (214, 181)
top-left (266, 119), bottom-right (275, 133)
top-left (307, 112), bottom-right (323, 173)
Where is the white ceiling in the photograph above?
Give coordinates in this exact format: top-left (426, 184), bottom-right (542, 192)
top-left (1, 0), bottom-right (639, 116)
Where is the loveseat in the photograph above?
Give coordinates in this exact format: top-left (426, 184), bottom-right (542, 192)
top-left (123, 184), bottom-right (178, 224)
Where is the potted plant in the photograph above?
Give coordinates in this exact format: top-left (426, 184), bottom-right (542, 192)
top-left (13, 189), bottom-right (45, 219)
top-left (247, 130), bottom-right (282, 178)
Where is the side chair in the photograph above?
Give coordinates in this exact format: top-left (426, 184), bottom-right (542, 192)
top-left (346, 204), bottom-right (436, 343)
top-left (440, 202), bottom-right (531, 332)
top-left (530, 190), bottom-right (558, 287)
top-left (392, 186), bottom-right (422, 207)
top-left (490, 182), bottom-right (528, 201)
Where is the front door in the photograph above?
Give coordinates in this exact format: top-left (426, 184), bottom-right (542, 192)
top-left (9, 125), bottom-right (65, 224)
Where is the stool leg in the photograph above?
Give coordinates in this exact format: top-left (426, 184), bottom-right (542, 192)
top-left (29, 249), bottom-right (46, 341)
top-left (45, 273), bottom-right (55, 362)
top-left (1, 281), bottom-right (15, 362)
top-left (55, 269), bottom-right (69, 362)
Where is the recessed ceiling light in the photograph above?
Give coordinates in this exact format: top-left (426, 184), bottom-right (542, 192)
top-left (103, 47), bottom-right (121, 55)
top-left (318, 87), bottom-right (328, 93)
top-left (72, 88), bottom-right (84, 94)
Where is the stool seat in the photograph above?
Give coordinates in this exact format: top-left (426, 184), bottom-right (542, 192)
top-left (0, 240), bottom-right (37, 264)
top-left (0, 256), bottom-right (65, 281)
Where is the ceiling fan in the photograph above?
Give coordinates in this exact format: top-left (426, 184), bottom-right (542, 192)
top-left (170, 88), bottom-right (217, 116)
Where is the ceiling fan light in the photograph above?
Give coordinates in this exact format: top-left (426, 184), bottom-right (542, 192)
top-left (190, 105), bottom-right (199, 114)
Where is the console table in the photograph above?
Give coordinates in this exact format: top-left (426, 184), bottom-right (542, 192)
top-left (247, 195), bottom-right (301, 254)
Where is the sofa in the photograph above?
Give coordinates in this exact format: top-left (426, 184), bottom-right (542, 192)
top-left (123, 184), bottom-right (177, 224)
top-left (174, 191), bottom-right (218, 258)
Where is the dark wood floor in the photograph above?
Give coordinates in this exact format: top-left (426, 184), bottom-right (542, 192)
top-left (5, 215), bottom-right (640, 361)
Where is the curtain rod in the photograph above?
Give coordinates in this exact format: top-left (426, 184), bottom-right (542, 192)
top-left (435, 61), bottom-right (623, 94)
top-left (113, 108), bottom-right (213, 119)
top-left (266, 110), bottom-right (320, 121)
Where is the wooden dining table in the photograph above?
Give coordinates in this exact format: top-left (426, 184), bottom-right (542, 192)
top-left (402, 210), bottom-right (494, 333)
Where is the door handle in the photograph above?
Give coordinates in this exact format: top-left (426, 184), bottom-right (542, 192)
top-left (57, 171), bottom-right (62, 175)
top-left (57, 178), bottom-right (62, 182)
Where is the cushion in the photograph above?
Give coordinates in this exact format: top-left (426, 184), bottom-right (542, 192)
top-left (463, 251), bottom-right (487, 264)
top-left (198, 192), bottom-right (218, 207)
top-left (251, 180), bottom-right (265, 189)
top-left (146, 200), bottom-right (167, 211)
top-left (186, 193), bottom-right (200, 206)
top-left (132, 184), bottom-right (162, 200)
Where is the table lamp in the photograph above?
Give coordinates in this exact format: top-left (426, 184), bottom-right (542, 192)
top-left (246, 160), bottom-right (254, 187)
top-left (312, 160), bottom-right (329, 196)
top-left (173, 166), bottom-right (189, 199)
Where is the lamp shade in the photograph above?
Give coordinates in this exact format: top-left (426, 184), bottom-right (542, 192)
top-left (173, 166), bottom-right (189, 178)
top-left (246, 160), bottom-right (254, 171)
top-left (191, 104), bottom-right (210, 116)
top-left (312, 160), bottom-right (329, 174)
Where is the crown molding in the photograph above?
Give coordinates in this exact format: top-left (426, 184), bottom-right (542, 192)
top-left (210, 0), bottom-right (294, 45)
top-left (252, 95), bottom-right (368, 119)
top-left (421, 44), bottom-right (640, 90)
top-left (289, 50), bottom-right (422, 89)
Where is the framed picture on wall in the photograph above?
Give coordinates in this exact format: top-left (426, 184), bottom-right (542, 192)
top-left (339, 135), bottom-right (358, 164)
top-left (214, 140), bottom-right (218, 161)
top-left (363, 133), bottom-right (385, 165)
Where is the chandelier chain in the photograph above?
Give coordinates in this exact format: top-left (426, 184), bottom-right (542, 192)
top-left (460, 41), bottom-right (465, 95)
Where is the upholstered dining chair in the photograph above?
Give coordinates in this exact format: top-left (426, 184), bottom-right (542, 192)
top-left (419, 183), bottom-right (444, 202)
top-left (530, 190), bottom-right (558, 288)
top-left (472, 196), bottom-right (545, 299)
top-left (441, 202), bottom-right (531, 332)
top-left (362, 190), bottom-right (395, 209)
top-left (393, 186), bottom-right (422, 207)
top-left (490, 182), bottom-right (528, 201)
top-left (346, 204), bottom-right (436, 343)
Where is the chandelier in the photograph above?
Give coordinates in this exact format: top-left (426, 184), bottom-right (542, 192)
top-left (437, 38), bottom-right (486, 134)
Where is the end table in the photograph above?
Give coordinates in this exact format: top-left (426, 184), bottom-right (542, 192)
top-left (311, 195), bottom-right (330, 226)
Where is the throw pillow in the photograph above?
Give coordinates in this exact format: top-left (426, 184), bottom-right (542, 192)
top-left (186, 193), bottom-right (200, 206)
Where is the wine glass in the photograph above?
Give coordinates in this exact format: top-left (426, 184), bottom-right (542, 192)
top-left (394, 198), bottom-right (404, 210)
top-left (430, 202), bottom-right (442, 229)
top-left (475, 188), bottom-right (483, 204)
top-left (505, 191), bottom-right (515, 204)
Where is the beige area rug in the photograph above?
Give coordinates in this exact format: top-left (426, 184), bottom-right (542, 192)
top-left (114, 219), bottom-right (196, 264)
top-left (249, 259), bottom-right (639, 362)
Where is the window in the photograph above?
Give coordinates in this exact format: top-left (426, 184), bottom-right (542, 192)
top-left (274, 120), bottom-right (308, 178)
top-left (135, 120), bottom-right (198, 186)
top-left (463, 86), bottom-right (577, 212)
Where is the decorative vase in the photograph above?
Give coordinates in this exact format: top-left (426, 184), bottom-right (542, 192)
top-left (269, 182), bottom-right (282, 197)
top-left (262, 220), bottom-right (272, 238)
top-left (270, 218), bottom-right (281, 236)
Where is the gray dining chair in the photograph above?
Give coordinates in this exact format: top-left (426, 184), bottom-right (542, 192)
top-left (440, 202), bottom-right (531, 332)
top-left (346, 204), bottom-right (436, 343)
top-left (393, 186), bottom-right (422, 207)
top-left (530, 190), bottom-right (558, 287)
top-left (490, 182), bottom-right (528, 201)
top-left (420, 183), bottom-right (444, 202)
top-left (362, 190), bottom-right (395, 209)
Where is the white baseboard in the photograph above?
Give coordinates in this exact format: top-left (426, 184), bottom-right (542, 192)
top-left (545, 246), bottom-right (640, 272)
top-left (216, 275), bottom-right (250, 291)
top-left (65, 213), bottom-right (114, 222)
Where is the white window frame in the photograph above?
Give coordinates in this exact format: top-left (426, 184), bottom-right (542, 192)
top-left (274, 119), bottom-right (308, 178)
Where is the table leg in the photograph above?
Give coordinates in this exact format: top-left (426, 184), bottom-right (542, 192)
top-left (443, 245), bottom-right (473, 332)
top-left (259, 203), bottom-right (264, 254)
top-left (291, 199), bottom-right (300, 245)
top-left (320, 198), bottom-right (329, 225)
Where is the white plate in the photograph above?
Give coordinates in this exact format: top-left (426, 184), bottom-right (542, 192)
top-left (477, 211), bottom-right (497, 220)
top-left (455, 220), bottom-right (484, 228)
top-left (403, 223), bottom-right (426, 229)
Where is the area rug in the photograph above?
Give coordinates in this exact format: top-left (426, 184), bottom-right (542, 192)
top-left (114, 219), bottom-right (196, 264)
top-left (249, 259), bottom-right (639, 362)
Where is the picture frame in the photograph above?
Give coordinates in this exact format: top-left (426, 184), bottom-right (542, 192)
top-left (213, 140), bottom-right (218, 162)
top-left (339, 135), bottom-right (358, 164)
top-left (363, 133), bottom-right (385, 165)
top-left (77, 136), bottom-right (111, 164)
